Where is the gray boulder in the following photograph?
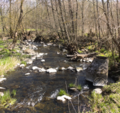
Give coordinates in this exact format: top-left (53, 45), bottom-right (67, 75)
top-left (85, 56), bottom-right (109, 86)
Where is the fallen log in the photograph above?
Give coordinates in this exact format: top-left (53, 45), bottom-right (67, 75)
top-left (67, 52), bottom-right (97, 60)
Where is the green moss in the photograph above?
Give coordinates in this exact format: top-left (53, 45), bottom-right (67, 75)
top-left (100, 48), bottom-right (105, 53)
top-left (90, 82), bottom-right (120, 112)
top-left (77, 85), bottom-right (82, 90)
top-left (21, 61), bottom-right (26, 65)
top-left (0, 90), bottom-right (17, 108)
top-left (78, 49), bottom-right (82, 54)
top-left (58, 89), bottom-right (68, 96)
top-left (69, 83), bottom-right (75, 88)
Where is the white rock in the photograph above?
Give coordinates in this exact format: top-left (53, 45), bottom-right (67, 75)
top-left (26, 66), bottom-right (31, 69)
top-left (83, 85), bottom-right (89, 90)
top-left (31, 56), bottom-right (36, 60)
top-left (62, 95), bottom-right (72, 100)
top-left (44, 53), bottom-right (48, 55)
top-left (25, 73), bottom-right (30, 76)
top-left (61, 67), bottom-right (66, 70)
top-left (20, 64), bottom-right (25, 68)
top-left (68, 66), bottom-right (74, 70)
top-left (46, 68), bottom-right (57, 73)
top-left (32, 66), bottom-right (39, 70)
top-left (0, 78), bottom-right (7, 83)
top-left (41, 59), bottom-right (45, 63)
top-left (43, 44), bottom-right (47, 47)
top-left (57, 52), bottom-right (60, 54)
top-left (39, 68), bottom-right (46, 72)
top-left (93, 88), bottom-right (102, 94)
top-left (0, 92), bottom-right (4, 96)
top-left (57, 95), bottom-right (72, 102)
top-left (0, 87), bottom-right (6, 89)
top-left (80, 59), bottom-right (83, 62)
top-left (57, 96), bottom-right (66, 102)
top-left (47, 43), bottom-right (53, 46)
top-left (63, 49), bottom-right (67, 53)
top-left (27, 60), bottom-right (33, 65)
top-left (88, 58), bottom-right (93, 63)
top-left (76, 67), bottom-right (83, 72)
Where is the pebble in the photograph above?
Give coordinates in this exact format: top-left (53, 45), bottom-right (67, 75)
top-left (0, 87), bottom-right (6, 89)
top-left (39, 68), bottom-right (46, 72)
top-left (27, 60), bottom-right (33, 65)
top-left (46, 68), bottom-right (57, 73)
top-left (25, 73), bottom-right (30, 76)
top-left (68, 66), bottom-right (74, 70)
top-left (20, 64), bottom-right (25, 68)
top-left (32, 66), bottom-right (39, 70)
top-left (41, 59), bottom-right (45, 63)
top-left (57, 95), bottom-right (72, 102)
top-left (76, 67), bottom-right (83, 72)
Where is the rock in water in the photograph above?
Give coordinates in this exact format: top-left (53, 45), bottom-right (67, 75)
top-left (85, 56), bottom-right (109, 86)
top-left (46, 68), bottom-right (57, 73)
top-left (76, 67), bottom-right (83, 72)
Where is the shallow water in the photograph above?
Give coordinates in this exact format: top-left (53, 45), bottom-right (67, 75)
top-left (2, 45), bottom-right (91, 113)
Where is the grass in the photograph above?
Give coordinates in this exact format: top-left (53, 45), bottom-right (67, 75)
top-left (0, 90), bottom-right (17, 108)
top-left (0, 57), bottom-right (20, 75)
top-left (21, 60), bottom-right (27, 65)
top-left (89, 82), bottom-right (120, 113)
top-left (58, 89), bottom-right (69, 96)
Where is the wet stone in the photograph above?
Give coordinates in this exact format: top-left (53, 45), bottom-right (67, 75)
top-left (85, 56), bottom-right (109, 86)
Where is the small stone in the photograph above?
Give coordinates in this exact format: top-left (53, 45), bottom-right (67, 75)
top-left (25, 73), bottom-right (30, 76)
top-left (46, 68), bottom-right (57, 73)
top-left (57, 52), bottom-right (60, 54)
top-left (32, 66), bottom-right (39, 70)
top-left (0, 87), bottom-right (6, 89)
top-left (39, 68), bottom-right (46, 72)
top-left (83, 85), bottom-right (89, 90)
top-left (27, 60), bottom-right (33, 65)
top-left (20, 64), bottom-right (25, 68)
top-left (69, 87), bottom-right (78, 92)
top-left (93, 88), bottom-right (102, 94)
top-left (0, 92), bottom-right (4, 96)
top-left (63, 49), bottom-right (67, 53)
top-left (0, 78), bottom-right (7, 83)
top-left (41, 59), bottom-right (45, 63)
top-left (47, 43), bottom-right (53, 46)
top-left (68, 66), bottom-right (74, 70)
top-left (59, 67), bottom-right (66, 71)
top-left (76, 67), bottom-right (83, 72)
top-left (31, 56), bottom-right (36, 60)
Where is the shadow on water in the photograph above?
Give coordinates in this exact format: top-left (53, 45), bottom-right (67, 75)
top-left (2, 45), bottom-right (92, 113)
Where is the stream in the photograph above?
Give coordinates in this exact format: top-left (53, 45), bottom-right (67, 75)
top-left (1, 43), bottom-right (93, 113)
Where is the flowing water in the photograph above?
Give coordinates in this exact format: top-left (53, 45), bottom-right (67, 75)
top-left (1, 44), bottom-right (92, 113)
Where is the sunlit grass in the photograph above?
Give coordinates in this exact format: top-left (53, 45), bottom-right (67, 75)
top-left (0, 57), bottom-right (20, 75)
top-left (0, 90), bottom-right (17, 108)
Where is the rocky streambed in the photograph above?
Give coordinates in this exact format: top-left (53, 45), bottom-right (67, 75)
top-left (0, 41), bottom-right (114, 112)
